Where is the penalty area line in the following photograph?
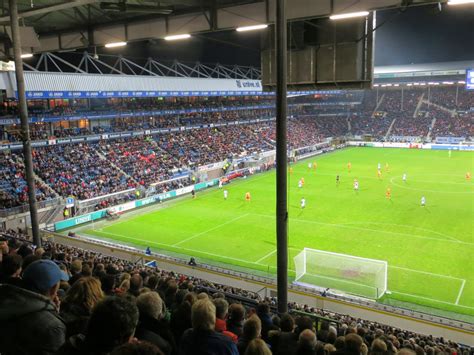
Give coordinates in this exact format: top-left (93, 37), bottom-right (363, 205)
top-left (455, 280), bottom-right (466, 305)
top-left (173, 214), bottom-right (250, 247)
top-left (390, 291), bottom-right (474, 310)
top-left (255, 249), bottom-right (277, 263)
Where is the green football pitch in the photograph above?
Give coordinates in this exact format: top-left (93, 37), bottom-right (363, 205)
top-left (78, 147), bottom-right (474, 320)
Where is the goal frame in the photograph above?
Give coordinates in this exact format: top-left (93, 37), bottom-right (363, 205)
top-left (294, 247), bottom-right (388, 299)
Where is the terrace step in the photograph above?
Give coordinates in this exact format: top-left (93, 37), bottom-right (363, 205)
top-left (384, 118), bottom-right (396, 140)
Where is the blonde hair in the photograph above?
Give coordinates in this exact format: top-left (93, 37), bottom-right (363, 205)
top-left (119, 279), bottom-right (130, 292)
top-left (191, 298), bottom-right (216, 331)
top-left (63, 277), bottom-right (104, 312)
top-left (244, 339), bottom-right (271, 355)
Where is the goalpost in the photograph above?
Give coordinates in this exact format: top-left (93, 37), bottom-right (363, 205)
top-left (293, 248), bottom-right (388, 299)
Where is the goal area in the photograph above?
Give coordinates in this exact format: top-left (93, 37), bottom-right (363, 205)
top-left (293, 248), bottom-right (388, 299)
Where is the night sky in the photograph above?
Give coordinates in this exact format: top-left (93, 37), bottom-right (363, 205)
top-left (98, 3), bottom-right (474, 68)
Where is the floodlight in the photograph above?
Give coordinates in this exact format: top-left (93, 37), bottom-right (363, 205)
top-left (236, 24), bottom-right (268, 32)
top-left (330, 11), bottom-right (369, 20)
top-left (105, 41), bottom-right (127, 48)
top-left (447, 0), bottom-right (474, 5)
top-left (164, 34), bottom-right (191, 41)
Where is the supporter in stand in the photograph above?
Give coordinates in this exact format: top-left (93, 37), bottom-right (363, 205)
top-left (0, 229), bottom-right (471, 355)
top-left (0, 259), bottom-right (69, 355)
top-left (57, 296), bottom-right (140, 355)
top-left (179, 298), bottom-right (239, 355)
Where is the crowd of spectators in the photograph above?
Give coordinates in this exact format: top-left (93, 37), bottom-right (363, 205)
top-left (0, 229), bottom-right (471, 355)
top-left (96, 137), bottom-right (178, 186)
top-left (31, 144), bottom-right (135, 200)
top-left (0, 153), bottom-right (56, 209)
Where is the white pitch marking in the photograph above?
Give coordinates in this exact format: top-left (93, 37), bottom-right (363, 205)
top-left (255, 249), bottom-right (277, 263)
top-left (255, 214), bottom-right (473, 246)
top-left (455, 279), bottom-right (466, 305)
top-left (173, 214), bottom-right (249, 246)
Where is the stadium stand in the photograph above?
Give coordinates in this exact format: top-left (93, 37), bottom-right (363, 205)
top-left (0, 229), bottom-right (471, 355)
top-left (1, 85), bottom-right (472, 211)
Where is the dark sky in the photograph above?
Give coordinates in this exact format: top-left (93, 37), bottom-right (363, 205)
top-left (98, 4), bottom-right (474, 68)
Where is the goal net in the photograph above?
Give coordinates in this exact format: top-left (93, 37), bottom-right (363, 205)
top-left (293, 248), bottom-right (388, 299)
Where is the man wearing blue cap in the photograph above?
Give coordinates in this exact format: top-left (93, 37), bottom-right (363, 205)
top-left (0, 259), bottom-right (69, 355)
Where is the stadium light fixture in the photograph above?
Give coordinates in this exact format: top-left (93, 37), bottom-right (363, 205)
top-left (20, 53), bottom-right (33, 58)
top-left (373, 84), bottom-right (379, 87)
top-left (164, 34), bottom-right (191, 41)
top-left (407, 83), bottom-right (413, 87)
top-left (105, 41), bottom-right (127, 48)
top-left (236, 24), bottom-right (268, 32)
top-left (458, 80), bottom-right (466, 84)
top-left (330, 11), bottom-right (369, 20)
top-left (393, 84), bottom-right (400, 87)
top-left (447, 0), bottom-right (474, 5)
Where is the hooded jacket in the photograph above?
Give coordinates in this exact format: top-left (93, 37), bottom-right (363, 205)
top-left (0, 284), bottom-right (66, 355)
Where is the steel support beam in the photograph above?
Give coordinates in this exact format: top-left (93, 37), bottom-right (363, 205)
top-left (8, 0), bottom-right (41, 246)
top-left (0, 0), bottom-right (99, 24)
top-left (275, 0), bottom-right (288, 314)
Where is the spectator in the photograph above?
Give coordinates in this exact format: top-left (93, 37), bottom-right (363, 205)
top-left (296, 329), bottom-right (319, 355)
top-left (238, 314), bottom-right (262, 355)
top-left (0, 253), bottom-right (23, 286)
top-left (268, 313), bottom-right (298, 355)
top-left (244, 338), bottom-right (272, 355)
top-left (214, 298), bottom-right (238, 343)
top-left (227, 303), bottom-right (246, 338)
top-left (135, 291), bottom-right (173, 355)
top-left (60, 276), bottom-right (104, 337)
top-left (179, 298), bottom-right (238, 355)
top-left (58, 296), bottom-right (139, 355)
top-left (111, 341), bottom-right (165, 355)
top-left (0, 259), bottom-right (69, 355)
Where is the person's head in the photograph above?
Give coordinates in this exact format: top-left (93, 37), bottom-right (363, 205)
top-left (295, 316), bottom-right (314, 336)
top-left (228, 303), bottom-right (246, 323)
top-left (324, 343), bottom-right (337, 353)
top-left (101, 274), bottom-right (116, 294)
top-left (345, 333), bottom-right (363, 353)
top-left (63, 276), bottom-right (104, 313)
top-left (70, 259), bottom-right (83, 274)
top-left (213, 298), bottom-right (229, 320)
top-left (334, 336), bottom-right (346, 350)
top-left (85, 296), bottom-right (139, 352)
top-left (137, 292), bottom-right (164, 321)
top-left (280, 313), bottom-right (295, 332)
top-left (17, 244), bottom-right (33, 258)
top-left (298, 329), bottom-right (317, 350)
top-left (34, 247), bottom-right (45, 257)
top-left (244, 338), bottom-right (272, 355)
top-left (243, 315), bottom-right (262, 340)
top-left (22, 259), bottom-right (69, 299)
top-left (191, 298), bottom-right (216, 331)
top-left (256, 302), bottom-right (270, 316)
top-left (1, 253), bottom-right (22, 278)
top-left (371, 338), bottom-right (388, 353)
top-left (110, 341), bottom-right (165, 355)
top-left (130, 274), bottom-right (143, 293)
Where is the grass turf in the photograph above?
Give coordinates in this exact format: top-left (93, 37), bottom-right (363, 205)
top-left (79, 147), bottom-right (474, 320)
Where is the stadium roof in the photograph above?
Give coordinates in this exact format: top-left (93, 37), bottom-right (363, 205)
top-left (0, 0), bottom-right (447, 58)
top-left (375, 61), bottom-right (474, 75)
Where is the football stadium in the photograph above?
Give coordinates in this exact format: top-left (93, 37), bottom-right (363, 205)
top-left (0, 0), bottom-right (473, 354)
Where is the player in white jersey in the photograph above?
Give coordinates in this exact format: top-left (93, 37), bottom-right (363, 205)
top-left (298, 180), bottom-right (303, 188)
top-left (353, 179), bottom-right (359, 191)
top-left (421, 196), bottom-right (426, 207)
top-left (223, 190), bottom-right (228, 200)
top-left (300, 197), bottom-right (306, 209)
top-left (402, 173), bottom-right (407, 182)
top-left (219, 180), bottom-right (223, 188)
top-left (377, 162), bottom-right (381, 171)
top-left (308, 162), bottom-right (312, 170)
